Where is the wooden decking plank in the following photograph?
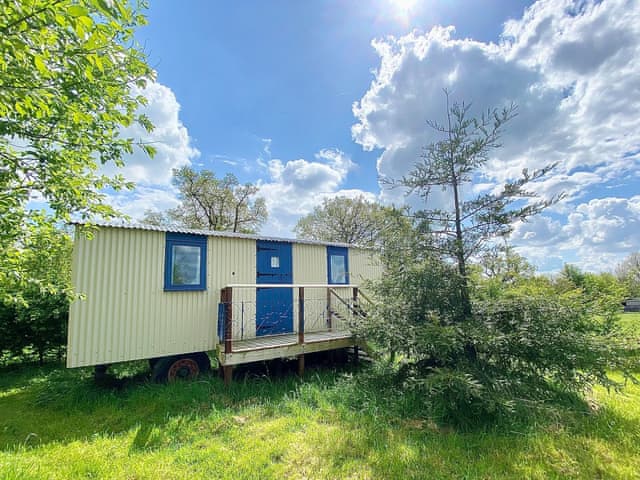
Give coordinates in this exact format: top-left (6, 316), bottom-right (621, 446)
top-left (229, 330), bottom-right (352, 352)
top-left (218, 329), bottom-right (355, 367)
top-left (218, 336), bottom-right (356, 366)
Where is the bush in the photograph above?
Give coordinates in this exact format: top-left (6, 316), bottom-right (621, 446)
top-left (358, 256), bottom-right (639, 426)
top-left (0, 218), bottom-right (72, 364)
top-left (0, 291), bottom-right (69, 364)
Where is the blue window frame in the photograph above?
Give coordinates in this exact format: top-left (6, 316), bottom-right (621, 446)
top-left (164, 233), bottom-right (207, 291)
top-left (327, 246), bottom-right (349, 285)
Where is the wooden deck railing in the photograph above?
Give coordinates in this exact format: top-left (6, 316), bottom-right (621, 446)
top-left (217, 284), bottom-right (368, 385)
top-left (218, 284), bottom-right (366, 351)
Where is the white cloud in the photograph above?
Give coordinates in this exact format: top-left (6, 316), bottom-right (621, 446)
top-left (513, 196), bottom-right (640, 272)
top-left (352, 0), bottom-right (640, 271)
top-left (104, 81), bottom-right (200, 186)
top-left (107, 186), bottom-right (180, 221)
top-left (100, 81), bottom-right (200, 219)
top-left (257, 148), bottom-right (374, 236)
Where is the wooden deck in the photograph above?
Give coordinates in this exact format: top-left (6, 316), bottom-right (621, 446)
top-left (217, 329), bottom-right (356, 368)
top-left (231, 330), bottom-right (351, 352)
top-left (217, 284), bottom-right (369, 384)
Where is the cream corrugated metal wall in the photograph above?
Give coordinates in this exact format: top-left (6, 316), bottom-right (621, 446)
top-left (349, 248), bottom-right (383, 289)
top-left (292, 244), bottom-right (328, 332)
top-left (68, 227), bottom-right (255, 367)
top-left (68, 227), bottom-right (383, 367)
top-left (291, 244), bottom-right (383, 332)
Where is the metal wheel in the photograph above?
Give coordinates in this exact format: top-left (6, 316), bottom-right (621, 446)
top-left (151, 353), bottom-right (210, 383)
top-left (167, 357), bottom-right (200, 381)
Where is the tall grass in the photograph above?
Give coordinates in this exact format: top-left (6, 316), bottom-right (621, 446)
top-left (1, 314), bottom-right (639, 479)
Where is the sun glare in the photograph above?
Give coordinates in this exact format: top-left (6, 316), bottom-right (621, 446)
top-left (385, 0), bottom-right (420, 26)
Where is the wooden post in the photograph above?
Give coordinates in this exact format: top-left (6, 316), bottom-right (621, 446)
top-left (224, 287), bottom-right (233, 355)
top-left (298, 286), bottom-right (305, 344)
top-left (326, 288), bottom-right (332, 330)
top-left (352, 288), bottom-right (359, 366)
top-left (353, 287), bottom-right (358, 311)
top-left (219, 288), bottom-right (226, 344)
top-left (223, 365), bottom-right (233, 386)
top-left (219, 287), bottom-right (234, 386)
top-left (298, 286), bottom-right (305, 377)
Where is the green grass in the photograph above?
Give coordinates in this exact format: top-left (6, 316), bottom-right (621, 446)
top-left (1, 316), bottom-right (639, 480)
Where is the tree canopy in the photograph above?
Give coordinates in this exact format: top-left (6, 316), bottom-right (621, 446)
top-left (358, 212), bottom-right (638, 425)
top-left (294, 195), bottom-right (395, 247)
top-left (392, 91), bottom-right (554, 317)
top-left (0, 0), bottom-right (154, 300)
top-left (142, 166), bottom-right (268, 234)
top-left (0, 217), bottom-right (72, 361)
top-left (615, 252), bottom-right (640, 297)
top-left (351, 94), bottom-right (639, 424)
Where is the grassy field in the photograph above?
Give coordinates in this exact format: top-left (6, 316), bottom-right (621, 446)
top-left (1, 314), bottom-right (639, 480)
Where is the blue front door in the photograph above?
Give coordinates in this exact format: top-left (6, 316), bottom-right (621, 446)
top-left (256, 240), bottom-right (293, 336)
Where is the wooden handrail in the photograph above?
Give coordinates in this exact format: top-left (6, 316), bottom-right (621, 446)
top-left (328, 287), bottom-right (368, 318)
top-left (218, 285), bottom-right (368, 351)
top-left (356, 289), bottom-right (373, 307)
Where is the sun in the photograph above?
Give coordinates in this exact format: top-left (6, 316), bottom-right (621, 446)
top-left (389, 0), bottom-right (419, 12)
top-left (384, 0), bottom-right (420, 26)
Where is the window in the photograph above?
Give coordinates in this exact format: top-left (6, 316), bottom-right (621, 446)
top-left (327, 246), bottom-right (349, 284)
top-left (164, 233), bottom-right (207, 291)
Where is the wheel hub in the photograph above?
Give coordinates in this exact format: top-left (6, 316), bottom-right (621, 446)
top-left (167, 358), bottom-right (199, 381)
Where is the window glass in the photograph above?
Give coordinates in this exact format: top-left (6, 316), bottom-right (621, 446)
top-left (330, 254), bottom-right (346, 284)
top-left (172, 245), bottom-right (201, 285)
top-left (164, 233), bottom-right (207, 291)
top-left (271, 256), bottom-right (280, 268)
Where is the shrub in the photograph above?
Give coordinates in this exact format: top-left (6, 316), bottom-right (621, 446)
top-left (357, 259), bottom-right (639, 426)
top-left (0, 219), bottom-right (72, 364)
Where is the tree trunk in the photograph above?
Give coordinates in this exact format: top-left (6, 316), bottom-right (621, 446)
top-left (452, 183), bottom-right (472, 320)
top-left (233, 204), bottom-right (240, 232)
top-left (446, 97), bottom-right (472, 321)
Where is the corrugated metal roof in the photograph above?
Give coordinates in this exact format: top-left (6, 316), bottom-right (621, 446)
top-left (71, 220), bottom-right (355, 248)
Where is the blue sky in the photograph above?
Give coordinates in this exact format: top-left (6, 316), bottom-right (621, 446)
top-left (110, 0), bottom-right (640, 273)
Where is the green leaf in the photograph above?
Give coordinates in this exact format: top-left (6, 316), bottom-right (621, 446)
top-left (33, 55), bottom-right (47, 75)
top-left (0, 0), bottom-right (153, 305)
top-left (67, 5), bottom-right (89, 17)
top-left (91, 0), bottom-right (116, 17)
top-left (78, 15), bottom-right (94, 29)
top-left (93, 55), bottom-right (104, 73)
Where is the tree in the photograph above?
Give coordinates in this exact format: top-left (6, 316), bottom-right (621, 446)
top-left (357, 221), bottom-right (638, 425)
top-left (140, 208), bottom-right (170, 227)
top-left (478, 244), bottom-right (536, 282)
top-left (0, 216), bottom-right (72, 363)
top-left (556, 265), bottom-right (626, 322)
top-left (0, 0), bottom-right (154, 300)
top-left (473, 243), bottom-right (537, 300)
top-left (355, 93), bottom-right (637, 424)
top-left (615, 252), bottom-right (640, 297)
top-left (294, 195), bottom-right (395, 247)
top-left (392, 91), bottom-right (554, 318)
top-left (142, 166), bottom-right (268, 234)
